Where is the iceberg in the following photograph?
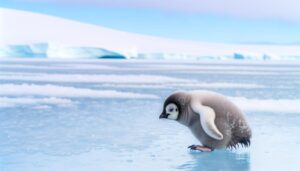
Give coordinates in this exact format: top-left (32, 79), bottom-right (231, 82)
top-left (231, 52), bottom-right (300, 60)
top-left (0, 43), bottom-right (126, 59)
top-left (1, 43), bottom-right (300, 60)
top-left (0, 44), bottom-right (46, 58)
top-left (232, 52), bottom-right (280, 60)
top-left (0, 43), bottom-right (48, 58)
top-left (47, 44), bottom-right (126, 59)
top-left (29, 43), bottom-right (48, 56)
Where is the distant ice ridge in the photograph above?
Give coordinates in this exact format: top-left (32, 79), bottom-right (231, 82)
top-left (1, 43), bottom-right (300, 60)
top-left (0, 43), bottom-right (48, 58)
top-left (138, 51), bottom-right (300, 60)
top-left (47, 44), bottom-right (125, 59)
top-left (0, 43), bottom-right (126, 59)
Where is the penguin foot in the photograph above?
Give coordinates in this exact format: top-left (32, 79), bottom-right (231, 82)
top-left (188, 145), bottom-right (213, 152)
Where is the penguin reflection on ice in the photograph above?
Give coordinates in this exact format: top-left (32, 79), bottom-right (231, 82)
top-left (159, 90), bottom-right (252, 152)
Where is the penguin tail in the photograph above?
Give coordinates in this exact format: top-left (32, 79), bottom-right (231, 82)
top-left (238, 137), bottom-right (251, 147)
top-left (227, 136), bottom-right (251, 149)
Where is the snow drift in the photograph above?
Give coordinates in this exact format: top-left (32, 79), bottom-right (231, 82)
top-left (1, 8), bottom-right (300, 60)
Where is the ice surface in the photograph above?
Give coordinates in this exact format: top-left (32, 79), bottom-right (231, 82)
top-left (231, 97), bottom-right (300, 113)
top-left (100, 82), bottom-right (265, 89)
top-left (0, 84), bottom-right (157, 99)
top-left (0, 73), bottom-right (194, 83)
top-left (0, 59), bottom-right (300, 171)
top-left (0, 97), bottom-right (74, 108)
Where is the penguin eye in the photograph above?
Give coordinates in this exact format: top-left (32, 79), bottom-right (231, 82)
top-left (170, 108), bottom-right (174, 112)
top-left (175, 108), bottom-right (178, 112)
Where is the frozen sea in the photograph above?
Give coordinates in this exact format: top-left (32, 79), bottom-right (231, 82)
top-left (0, 59), bottom-right (300, 171)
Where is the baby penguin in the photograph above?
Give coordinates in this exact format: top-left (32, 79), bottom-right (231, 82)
top-left (159, 90), bottom-right (252, 152)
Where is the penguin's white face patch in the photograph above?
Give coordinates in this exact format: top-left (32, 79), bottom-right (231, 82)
top-left (165, 103), bottom-right (179, 120)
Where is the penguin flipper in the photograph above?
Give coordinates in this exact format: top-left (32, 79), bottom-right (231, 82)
top-left (191, 102), bottom-right (223, 140)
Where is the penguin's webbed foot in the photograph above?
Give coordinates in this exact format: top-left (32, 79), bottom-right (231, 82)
top-left (188, 145), bottom-right (213, 152)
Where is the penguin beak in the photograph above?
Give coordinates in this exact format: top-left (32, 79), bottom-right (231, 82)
top-left (159, 112), bottom-right (168, 119)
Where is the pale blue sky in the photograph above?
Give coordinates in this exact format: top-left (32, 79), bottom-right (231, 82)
top-left (1, 0), bottom-right (300, 44)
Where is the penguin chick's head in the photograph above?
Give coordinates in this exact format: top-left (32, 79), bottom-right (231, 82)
top-left (159, 92), bottom-right (187, 120)
top-left (160, 103), bottom-right (179, 120)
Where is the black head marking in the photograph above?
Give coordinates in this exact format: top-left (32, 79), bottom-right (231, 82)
top-left (162, 92), bottom-right (188, 120)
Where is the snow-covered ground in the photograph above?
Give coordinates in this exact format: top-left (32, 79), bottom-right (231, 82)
top-left (0, 59), bottom-right (299, 171)
top-left (1, 8), bottom-right (300, 60)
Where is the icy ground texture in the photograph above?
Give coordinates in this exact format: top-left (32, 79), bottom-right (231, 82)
top-left (0, 59), bottom-right (300, 171)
